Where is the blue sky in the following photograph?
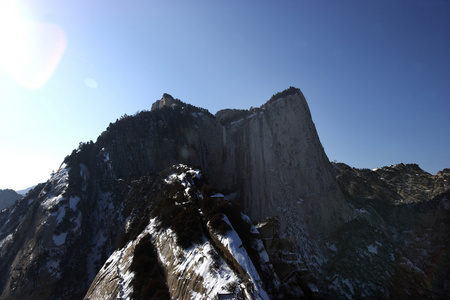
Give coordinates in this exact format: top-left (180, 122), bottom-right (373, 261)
top-left (1, 0), bottom-right (449, 190)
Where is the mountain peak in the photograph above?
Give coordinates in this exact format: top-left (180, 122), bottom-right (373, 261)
top-left (151, 93), bottom-right (179, 111)
top-left (262, 86), bottom-right (301, 107)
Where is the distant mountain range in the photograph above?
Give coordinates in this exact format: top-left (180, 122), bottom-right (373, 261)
top-left (16, 185), bottom-right (37, 196)
top-left (0, 189), bottom-right (22, 211)
top-left (0, 87), bottom-right (448, 299)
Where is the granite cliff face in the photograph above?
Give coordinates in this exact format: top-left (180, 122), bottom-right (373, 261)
top-left (216, 91), bottom-right (350, 235)
top-left (0, 87), bottom-right (448, 299)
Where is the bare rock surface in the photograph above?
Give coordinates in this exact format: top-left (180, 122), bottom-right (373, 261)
top-left (217, 91), bottom-right (351, 235)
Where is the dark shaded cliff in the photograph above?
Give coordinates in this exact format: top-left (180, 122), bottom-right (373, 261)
top-left (329, 163), bottom-right (450, 298)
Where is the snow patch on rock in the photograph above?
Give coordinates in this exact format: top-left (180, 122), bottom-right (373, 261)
top-left (53, 232), bottom-right (67, 246)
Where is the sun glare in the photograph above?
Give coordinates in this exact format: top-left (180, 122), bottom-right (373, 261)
top-left (0, 0), bottom-right (66, 89)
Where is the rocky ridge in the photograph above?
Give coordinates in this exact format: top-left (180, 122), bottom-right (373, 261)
top-left (329, 162), bottom-right (450, 298)
top-left (0, 87), bottom-right (448, 299)
top-left (85, 165), bottom-right (276, 299)
top-left (333, 162), bottom-right (449, 204)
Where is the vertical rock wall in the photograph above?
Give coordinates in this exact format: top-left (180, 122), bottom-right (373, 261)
top-left (217, 92), bottom-right (351, 235)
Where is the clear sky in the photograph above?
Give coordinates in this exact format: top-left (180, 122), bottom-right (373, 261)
top-left (1, 0), bottom-right (449, 190)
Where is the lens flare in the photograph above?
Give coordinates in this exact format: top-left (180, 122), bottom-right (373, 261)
top-left (0, 0), bottom-right (66, 89)
top-left (425, 247), bottom-right (449, 291)
top-left (84, 78), bottom-right (98, 88)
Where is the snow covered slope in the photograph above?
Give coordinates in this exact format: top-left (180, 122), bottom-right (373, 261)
top-left (86, 165), bottom-right (276, 299)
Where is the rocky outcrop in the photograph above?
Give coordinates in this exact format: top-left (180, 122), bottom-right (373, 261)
top-left (84, 234), bottom-right (137, 299)
top-left (151, 93), bottom-right (177, 111)
top-left (333, 162), bottom-right (450, 204)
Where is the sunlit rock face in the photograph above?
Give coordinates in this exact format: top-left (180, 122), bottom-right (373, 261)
top-left (216, 90), bottom-right (351, 235)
